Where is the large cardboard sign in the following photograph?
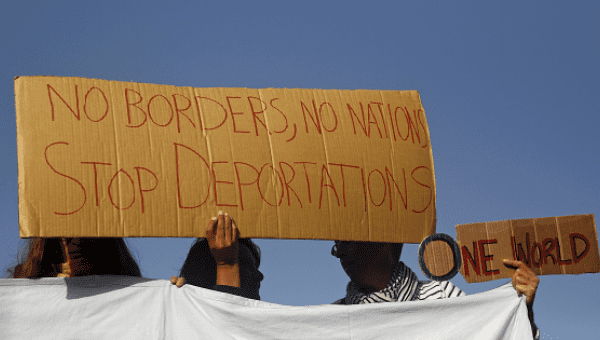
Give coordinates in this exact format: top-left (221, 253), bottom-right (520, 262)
top-left (455, 214), bottom-right (600, 283)
top-left (16, 76), bottom-right (436, 242)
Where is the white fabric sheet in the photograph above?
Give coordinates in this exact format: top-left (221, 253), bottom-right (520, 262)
top-left (0, 276), bottom-right (533, 339)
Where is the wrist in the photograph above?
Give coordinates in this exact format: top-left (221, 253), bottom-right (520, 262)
top-left (215, 259), bottom-right (238, 266)
top-left (216, 263), bottom-right (239, 270)
top-left (216, 263), bottom-right (241, 288)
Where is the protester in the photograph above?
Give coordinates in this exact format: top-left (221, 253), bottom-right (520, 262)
top-left (7, 237), bottom-right (141, 278)
top-left (170, 211), bottom-right (263, 300)
top-left (331, 240), bottom-right (540, 339)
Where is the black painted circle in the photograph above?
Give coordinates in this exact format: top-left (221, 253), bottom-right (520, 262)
top-left (418, 233), bottom-right (462, 281)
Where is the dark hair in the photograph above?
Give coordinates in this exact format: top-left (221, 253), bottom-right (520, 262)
top-left (332, 241), bottom-right (404, 262)
top-left (179, 238), bottom-right (261, 289)
top-left (7, 238), bottom-right (141, 278)
top-left (391, 243), bottom-right (404, 263)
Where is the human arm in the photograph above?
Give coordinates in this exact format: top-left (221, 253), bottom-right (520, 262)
top-left (503, 259), bottom-right (540, 339)
top-left (207, 212), bottom-right (240, 287)
top-left (170, 212), bottom-right (241, 288)
top-left (56, 238), bottom-right (71, 277)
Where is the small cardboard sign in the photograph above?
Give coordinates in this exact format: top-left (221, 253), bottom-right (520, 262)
top-left (16, 76), bottom-right (436, 242)
top-left (455, 214), bottom-right (600, 283)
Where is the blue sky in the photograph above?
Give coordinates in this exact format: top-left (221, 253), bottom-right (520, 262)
top-left (1, 1), bottom-right (599, 338)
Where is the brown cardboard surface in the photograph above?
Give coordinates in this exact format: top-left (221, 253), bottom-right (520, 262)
top-left (456, 214), bottom-right (600, 283)
top-left (15, 76), bottom-right (436, 242)
top-left (422, 239), bottom-right (455, 277)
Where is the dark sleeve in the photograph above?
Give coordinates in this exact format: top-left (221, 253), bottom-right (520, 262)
top-left (332, 298), bottom-right (346, 305)
top-left (532, 323), bottom-right (540, 340)
top-left (213, 285), bottom-right (260, 300)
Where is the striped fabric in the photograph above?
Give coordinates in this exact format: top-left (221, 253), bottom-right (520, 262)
top-left (335, 262), bottom-right (540, 340)
top-left (335, 261), bottom-right (465, 305)
top-left (416, 280), bottom-right (466, 300)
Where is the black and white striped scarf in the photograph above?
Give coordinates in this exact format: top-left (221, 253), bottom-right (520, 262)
top-left (344, 261), bottom-right (420, 304)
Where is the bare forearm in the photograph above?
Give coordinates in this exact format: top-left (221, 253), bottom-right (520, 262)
top-left (216, 263), bottom-right (241, 287)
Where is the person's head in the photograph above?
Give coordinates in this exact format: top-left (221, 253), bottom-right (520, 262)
top-left (8, 237), bottom-right (141, 278)
top-left (179, 238), bottom-right (263, 293)
top-left (332, 241), bottom-right (403, 287)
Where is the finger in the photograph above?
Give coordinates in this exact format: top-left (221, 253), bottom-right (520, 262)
top-left (512, 261), bottom-right (535, 273)
top-left (514, 268), bottom-right (537, 284)
top-left (217, 211), bottom-right (225, 242)
top-left (514, 271), bottom-right (539, 293)
top-left (522, 268), bottom-right (538, 280)
top-left (515, 284), bottom-right (535, 300)
top-left (177, 277), bottom-right (185, 288)
top-left (514, 284), bottom-right (527, 295)
top-left (503, 259), bottom-right (527, 269)
top-left (515, 275), bottom-right (531, 285)
top-left (511, 271), bottom-right (518, 289)
top-left (224, 213), bottom-right (232, 243)
top-left (206, 217), bottom-right (217, 237)
top-left (61, 238), bottom-right (71, 263)
top-left (232, 218), bottom-right (239, 242)
top-left (511, 271), bottom-right (526, 289)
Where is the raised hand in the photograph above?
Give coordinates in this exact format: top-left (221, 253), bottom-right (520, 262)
top-left (503, 258), bottom-right (540, 335)
top-left (207, 212), bottom-right (241, 287)
top-left (503, 259), bottom-right (539, 308)
top-left (206, 211), bottom-right (239, 266)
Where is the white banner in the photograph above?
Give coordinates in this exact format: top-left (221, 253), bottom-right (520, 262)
top-left (0, 276), bottom-right (533, 339)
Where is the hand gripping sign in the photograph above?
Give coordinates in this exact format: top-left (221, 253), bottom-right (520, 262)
top-left (16, 76), bottom-right (435, 242)
top-left (418, 214), bottom-right (600, 283)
